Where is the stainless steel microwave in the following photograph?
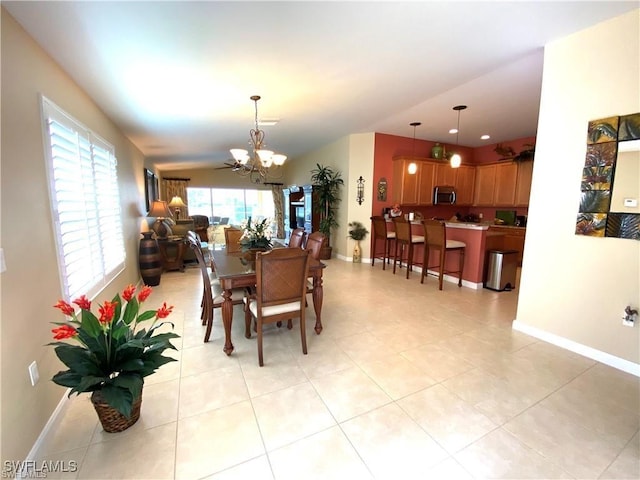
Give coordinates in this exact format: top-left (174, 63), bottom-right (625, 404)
top-left (433, 186), bottom-right (456, 205)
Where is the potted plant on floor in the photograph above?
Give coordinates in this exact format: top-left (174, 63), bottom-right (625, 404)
top-left (310, 163), bottom-right (344, 259)
top-left (49, 285), bottom-right (179, 432)
top-left (347, 221), bottom-right (369, 263)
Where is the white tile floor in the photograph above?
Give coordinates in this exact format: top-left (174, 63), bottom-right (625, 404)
top-left (34, 259), bottom-right (639, 479)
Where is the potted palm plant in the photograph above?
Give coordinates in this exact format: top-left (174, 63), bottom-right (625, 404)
top-left (310, 164), bottom-right (344, 259)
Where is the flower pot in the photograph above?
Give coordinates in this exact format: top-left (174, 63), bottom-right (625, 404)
top-left (353, 240), bottom-right (362, 263)
top-left (91, 390), bottom-right (142, 433)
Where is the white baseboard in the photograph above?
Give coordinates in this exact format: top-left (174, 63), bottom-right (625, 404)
top-left (512, 320), bottom-right (640, 377)
top-left (18, 390), bottom-right (70, 478)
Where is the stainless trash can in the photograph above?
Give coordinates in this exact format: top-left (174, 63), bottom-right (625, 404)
top-left (484, 249), bottom-right (518, 291)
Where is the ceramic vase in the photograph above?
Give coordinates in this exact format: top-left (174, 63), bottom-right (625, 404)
top-left (139, 232), bottom-right (162, 286)
top-left (353, 240), bottom-right (362, 263)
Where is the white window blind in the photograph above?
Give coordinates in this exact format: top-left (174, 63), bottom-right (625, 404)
top-left (41, 96), bottom-right (125, 301)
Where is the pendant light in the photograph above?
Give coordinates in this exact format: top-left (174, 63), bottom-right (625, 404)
top-left (408, 121), bottom-right (421, 174)
top-left (450, 105), bottom-right (467, 169)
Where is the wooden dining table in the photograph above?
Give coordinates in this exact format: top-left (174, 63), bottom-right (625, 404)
top-left (209, 247), bottom-right (326, 355)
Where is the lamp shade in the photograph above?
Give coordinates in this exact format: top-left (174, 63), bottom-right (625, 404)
top-left (168, 196), bottom-right (187, 208)
top-left (147, 200), bottom-right (172, 218)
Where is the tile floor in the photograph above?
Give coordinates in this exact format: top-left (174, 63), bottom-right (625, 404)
top-left (34, 259), bottom-right (639, 479)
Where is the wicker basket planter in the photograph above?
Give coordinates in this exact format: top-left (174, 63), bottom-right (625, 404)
top-left (91, 390), bottom-right (142, 433)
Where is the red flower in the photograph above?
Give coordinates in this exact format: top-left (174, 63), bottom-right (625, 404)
top-left (52, 324), bottom-right (77, 340)
top-left (53, 300), bottom-right (74, 316)
top-left (138, 286), bottom-right (153, 303)
top-left (122, 284), bottom-right (136, 302)
top-left (156, 302), bottom-right (173, 319)
top-left (73, 295), bottom-right (91, 310)
top-left (98, 301), bottom-right (117, 325)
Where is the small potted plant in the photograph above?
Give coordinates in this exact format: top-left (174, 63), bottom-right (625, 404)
top-left (347, 221), bottom-right (369, 263)
top-left (239, 217), bottom-right (273, 253)
top-left (49, 285), bottom-right (179, 432)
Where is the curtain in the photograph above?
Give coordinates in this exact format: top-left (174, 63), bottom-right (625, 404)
top-left (271, 184), bottom-right (285, 239)
top-left (162, 178), bottom-right (189, 220)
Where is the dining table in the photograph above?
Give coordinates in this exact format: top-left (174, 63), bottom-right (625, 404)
top-left (209, 247), bottom-right (326, 355)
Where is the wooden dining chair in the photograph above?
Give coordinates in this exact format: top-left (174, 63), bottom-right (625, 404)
top-left (421, 219), bottom-right (466, 290)
top-left (288, 227), bottom-right (307, 249)
top-left (243, 247), bottom-right (311, 366)
top-left (370, 216), bottom-right (396, 270)
top-left (392, 217), bottom-right (424, 279)
top-left (187, 233), bottom-right (245, 342)
top-left (224, 227), bottom-right (243, 253)
top-left (305, 231), bottom-right (325, 261)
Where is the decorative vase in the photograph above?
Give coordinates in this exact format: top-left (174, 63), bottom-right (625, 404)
top-left (91, 389), bottom-right (142, 433)
top-left (139, 232), bottom-right (162, 286)
top-left (431, 143), bottom-right (444, 159)
top-left (353, 240), bottom-right (362, 263)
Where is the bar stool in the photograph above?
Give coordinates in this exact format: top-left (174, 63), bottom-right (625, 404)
top-left (370, 216), bottom-right (395, 270)
top-left (392, 217), bottom-right (424, 279)
top-left (421, 219), bottom-right (465, 290)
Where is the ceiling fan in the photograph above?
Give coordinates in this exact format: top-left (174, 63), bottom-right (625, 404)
top-left (214, 160), bottom-right (249, 172)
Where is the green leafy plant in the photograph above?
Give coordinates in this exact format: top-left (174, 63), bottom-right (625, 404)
top-left (310, 164), bottom-right (344, 242)
top-left (239, 216), bottom-right (273, 251)
top-left (347, 221), bottom-right (369, 241)
top-left (50, 285), bottom-right (179, 418)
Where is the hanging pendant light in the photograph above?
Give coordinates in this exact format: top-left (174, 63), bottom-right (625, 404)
top-left (408, 121), bottom-right (421, 174)
top-left (450, 105), bottom-right (467, 169)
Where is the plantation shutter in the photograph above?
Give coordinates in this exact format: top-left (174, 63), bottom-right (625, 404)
top-left (42, 96), bottom-right (125, 301)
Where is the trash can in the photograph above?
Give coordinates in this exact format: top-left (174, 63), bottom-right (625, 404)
top-left (484, 249), bottom-right (518, 291)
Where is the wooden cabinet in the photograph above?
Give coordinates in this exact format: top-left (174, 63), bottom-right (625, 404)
top-left (494, 162), bottom-right (518, 206)
top-left (283, 185), bottom-right (317, 241)
top-left (435, 163), bottom-right (457, 186)
top-left (455, 165), bottom-right (475, 205)
top-left (473, 164), bottom-right (497, 206)
top-left (393, 158), bottom-right (420, 205)
top-left (515, 160), bottom-right (533, 206)
top-left (488, 226), bottom-right (526, 266)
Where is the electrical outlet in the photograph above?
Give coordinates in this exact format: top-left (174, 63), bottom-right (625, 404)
top-left (28, 361), bottom-right (39, 386)
top-left (622, 317), bottom-right (634, 327)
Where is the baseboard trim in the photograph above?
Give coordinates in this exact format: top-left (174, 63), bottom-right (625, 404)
top-left (18, 390), bottom-right (70, 478)
top-left (512, 320), bottom-right (640, 377)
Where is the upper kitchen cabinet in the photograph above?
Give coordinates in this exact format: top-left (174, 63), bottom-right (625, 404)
top-left (435, 163), bottom-right (457, 186)
top-left (455, 165), bottom-right (475, 205)
top-left (494, 162), bottom-right (518, 206)
top-left (515, 160), bottom-right (534, 206)
top-left (473, 164), bottom-right (497, 206)
top-left (393, 157), bottom-right (420, 205)
top-left (393, 156), bottom-right (437, 206)
top-left (473, 161), bottom-right (522, 206)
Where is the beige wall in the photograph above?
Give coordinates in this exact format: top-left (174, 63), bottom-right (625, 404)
top-left (515, 9), bottom-right (640, 368)
top-left (1, 10), bottom-right (147, 461)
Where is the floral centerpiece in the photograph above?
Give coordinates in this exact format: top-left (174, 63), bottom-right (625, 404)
top-left (50, 284), bottom-right (179, 431)
top-left (239, 217), bottom-right (273, 252)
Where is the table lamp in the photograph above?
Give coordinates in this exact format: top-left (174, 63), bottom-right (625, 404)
top-left (168, 196), bottom-right (187, 220)
top-left (148, 200), bottom-right (172, 238)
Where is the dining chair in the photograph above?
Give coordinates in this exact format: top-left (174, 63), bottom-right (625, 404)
top-left (243, 247), bottom-right (311, 366)
top-left (187, 233), bottom-right (245, 342)
top-left (305, 231), bottom-right (325, 261)
top-left (421, 219), bottom-right (466, 290)
top-left (288, 227), bottom-right (307, 249)
top-left (392, 217), bottom-right (424, 279)
top-left (224, 227), bottom-right (243, 253)
top-left (370, 216), bottom-right (396, 270)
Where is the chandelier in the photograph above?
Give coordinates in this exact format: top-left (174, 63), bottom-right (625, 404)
top-left (230, 95), bottom-right (286, 183)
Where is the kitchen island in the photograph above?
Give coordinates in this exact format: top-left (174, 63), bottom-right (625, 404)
top-left (386, 220), bottom-right (517, 289)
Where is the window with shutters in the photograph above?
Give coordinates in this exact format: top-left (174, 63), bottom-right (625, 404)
top-left (41, 96), bottom-right (125, 302)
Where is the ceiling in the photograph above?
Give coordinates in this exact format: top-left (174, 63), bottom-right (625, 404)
top-left (4, 1), bottom-right (637, 171)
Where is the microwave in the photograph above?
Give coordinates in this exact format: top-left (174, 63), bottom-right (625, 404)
top-left (433, 186), bottom-right (456, 205)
